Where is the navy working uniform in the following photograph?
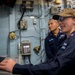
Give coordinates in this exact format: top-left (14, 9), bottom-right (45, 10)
top-left (12, 31), bottom-right (75, 75)
top-left (45, 31), bottom-right (66, 60)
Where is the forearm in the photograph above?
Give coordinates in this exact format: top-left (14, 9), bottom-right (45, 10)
top-left (12, 61), bottom-right (58, 75)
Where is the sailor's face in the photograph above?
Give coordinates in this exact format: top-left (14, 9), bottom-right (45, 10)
top-left (59, 17), bottom-right (75, 34)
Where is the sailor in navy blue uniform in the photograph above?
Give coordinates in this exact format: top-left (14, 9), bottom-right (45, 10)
top-left (45, 18), bottom-right (66, 60)
top-left (0, 8), bottom-right (75, 75)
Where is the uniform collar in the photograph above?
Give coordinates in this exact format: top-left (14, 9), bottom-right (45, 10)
top-left (49, 30), bottom-right (62, 36)
top-left (67, 31), bottom-right (75, 39)
top-left (70, 31), bottom-right (75, 36)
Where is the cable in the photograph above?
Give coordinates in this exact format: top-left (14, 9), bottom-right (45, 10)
top-left (17, 7), bottom-right (25, 29)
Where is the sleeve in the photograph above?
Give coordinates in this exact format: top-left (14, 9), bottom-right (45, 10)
top-left (45, 38), bottom-right (54, 59)
top-left (12, 61), bottom-right (58, 75)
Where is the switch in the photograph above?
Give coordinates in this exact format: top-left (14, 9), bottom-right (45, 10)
top-left (20, 20), bottom-right (27, 30)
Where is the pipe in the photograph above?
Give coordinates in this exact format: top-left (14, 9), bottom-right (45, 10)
top-left (39, 0), bottom-right (46, 63)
